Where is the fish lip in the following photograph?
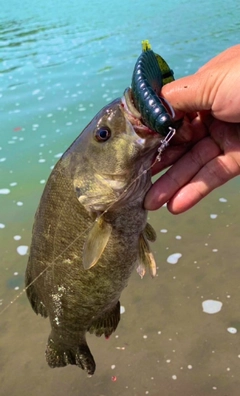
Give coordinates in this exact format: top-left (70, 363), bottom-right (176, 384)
top-left (121, 89), bottom-right (159, 138)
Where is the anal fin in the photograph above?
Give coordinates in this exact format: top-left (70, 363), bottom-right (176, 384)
top-left (88, 301), bottom-right (120, 338)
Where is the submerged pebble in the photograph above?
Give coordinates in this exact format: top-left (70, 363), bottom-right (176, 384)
top-left (167, 253), bottom-right (182, 264)
top-left (202, 300), bottom-right (223, 314)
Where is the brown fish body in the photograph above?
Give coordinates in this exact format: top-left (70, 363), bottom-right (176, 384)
top-left (26, 98), bottom-right (160, 374)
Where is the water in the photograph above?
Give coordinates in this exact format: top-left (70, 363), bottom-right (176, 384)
top-left (1, 0), bottom-right (240, 394)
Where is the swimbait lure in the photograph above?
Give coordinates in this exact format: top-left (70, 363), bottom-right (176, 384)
top-left (127, 40), bottom-right (179, 136)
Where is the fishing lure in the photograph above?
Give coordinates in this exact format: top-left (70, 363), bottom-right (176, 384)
top-left (127, 40), bottom-right (180, 136)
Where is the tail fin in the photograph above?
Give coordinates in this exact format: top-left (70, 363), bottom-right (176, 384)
top-left (45, 333), bottom-right (96, 375)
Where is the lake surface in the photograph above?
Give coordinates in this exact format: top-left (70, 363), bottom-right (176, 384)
top-left (1, 0), bottom-right (240, 395)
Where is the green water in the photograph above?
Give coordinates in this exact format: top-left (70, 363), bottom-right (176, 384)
top-left (1, 0), bottom-right (240, 395)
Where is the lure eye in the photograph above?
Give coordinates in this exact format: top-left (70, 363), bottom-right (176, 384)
top-left (95, 127), bottom-right (111, 142)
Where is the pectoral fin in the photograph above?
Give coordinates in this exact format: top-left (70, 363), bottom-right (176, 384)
top-left (144, 222), bottom-right (157, 242)
top-left (83, 217), bottom-right (112, 270)
top-left (137, 234), bottom-right (157, 278)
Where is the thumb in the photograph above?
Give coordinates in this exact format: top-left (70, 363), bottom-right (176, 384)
top-left (161, 73), bottom-right (211, 115)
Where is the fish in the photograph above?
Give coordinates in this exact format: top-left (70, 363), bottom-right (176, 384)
top-left (25, 96), bottom-right (161, 375)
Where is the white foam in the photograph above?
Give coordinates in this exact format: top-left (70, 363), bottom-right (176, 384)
top-left (0, 223), bottom-right (5, 228)
top-left (14, 235), bottom-right (21, 240)
top-left (210, 214), bottom-right (218, 219)
top-left (202, 300), bottom-right (223, 314)
top-left (160, 229), bottom-right (168, 233)
top-left (120, 306), bottom-right (125, 314)
top-left (175, 235), bottom-right (182, 240)
top-left (167, 253), bottom-right (182, 264)
top-left (219, 197), bottom-right (227, 203)
top-left (17, 245), bottom-right (28, 255)
top-left (54, 153), bottom-right (63, 158)
top-left (32, 89), bottom-right (40, 95)
top-left (0, 188), bottom-right (10, 194)
top-left (16, 201), bottom-right (23, 206)
top-left (227, 327), bottom-right (237, 334)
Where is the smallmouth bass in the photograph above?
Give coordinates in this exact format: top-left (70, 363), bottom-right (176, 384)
top-left (25, 96), bottom-right (162, 375)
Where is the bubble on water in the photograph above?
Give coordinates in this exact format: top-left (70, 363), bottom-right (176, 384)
top-left (14, 272), bottom-right (18, 276)
top-left (202, 300), bottom-right (223, 314)
top-left (66, 122), bottom-right (73, 126)
top-left (38, 159), bottom-right (46, 163)
top-left (0, 223), bottom-right (5, 228)
top-left (0, 188), bottom-right (10, 194)
top-left (0, 157), bottom-right (6, 162)
top-left (14, 235), bottom-right (21, 240)
top-left (10, 182), bottom-right (17, 186)
top-left (188, 365), bottom-right (193, 369)
top-left (40, 180), bottom-right (45, 184)
top-left (17, 245), bottom-right (28, 255)
top-left (210, 214), bottom-right (218, 219)
top-left (16, 201), bottom-right (23, 206)
top-left (120, 306), bottom-right (125, 314)
top-left (212, 249), bottom-right (218, 252)
top-left (14, 286), bottom-right (19, 291)
top-left (227, 327), bottom-right (237, 334)
top-left (175, 235), bottom-right (182, 240)
top-left (111, 365), bottom-right (116, 369)
top-left (143, 335), bottom-right (148, 339)
top-left (219, 197), bottom-right (227, 203)
top-left (172, 375), bottom-right (177, 380)
top-left (47, 113), bottom-right (53, 118)
top-left (160, 229), bottom-right (168, 233)
top-left (167, 253), bottom-right (182, 264)
top-left (54, 153), bottom-right (63, 158)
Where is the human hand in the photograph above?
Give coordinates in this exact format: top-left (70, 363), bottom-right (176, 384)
top-left (144, 45), bottom-right (240, 213)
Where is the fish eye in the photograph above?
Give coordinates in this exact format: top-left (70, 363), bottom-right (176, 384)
top-left (95, 127), bottom-right (111, 142)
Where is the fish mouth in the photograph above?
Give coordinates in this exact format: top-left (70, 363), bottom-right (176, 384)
top-left (121, 88), bottom-right (160, 139)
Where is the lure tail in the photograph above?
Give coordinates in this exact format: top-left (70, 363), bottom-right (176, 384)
top-left (131, 40), bottom-right (179, 136)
